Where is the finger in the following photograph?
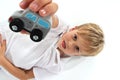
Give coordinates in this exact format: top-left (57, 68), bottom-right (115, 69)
top-left (19, 0), bottom-right (33, 9)
top-left (39, 2), bottom-right (58, 16)
top-left (29, 0), bottom-right (52, 12)
top-left (0, 34), bottom-right (2, 44)
top-left (1, 40), bottom-right (6, 53)
top-left (20, 30), bottom-right (29, 34)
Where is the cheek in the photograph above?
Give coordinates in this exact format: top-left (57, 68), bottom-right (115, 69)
top-left (64, 48), bottom-right (74, 54)
top-left (62, 32), bottom-right (71, 39)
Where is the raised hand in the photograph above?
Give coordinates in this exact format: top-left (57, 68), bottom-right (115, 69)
top-left (19, 0), bottom-right (58, 16)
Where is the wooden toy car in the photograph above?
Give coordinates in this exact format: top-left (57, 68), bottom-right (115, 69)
top-left (8, 9), bottom-right (52, 42)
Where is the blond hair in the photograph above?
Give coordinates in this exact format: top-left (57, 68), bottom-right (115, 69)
top-left (76, 23), bottom-right (104, 56)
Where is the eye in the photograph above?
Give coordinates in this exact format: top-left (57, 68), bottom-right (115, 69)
top-left (73, 34), bottom-right (77, 41)
top-left (75, 46), bottom-right (79, 52)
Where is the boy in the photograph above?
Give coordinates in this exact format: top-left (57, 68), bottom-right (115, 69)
top-left (0, 0), bottom-right (104, 80)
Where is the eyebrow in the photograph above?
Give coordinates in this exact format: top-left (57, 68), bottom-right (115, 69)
top-left (76, 32), bottom-right (81, 53)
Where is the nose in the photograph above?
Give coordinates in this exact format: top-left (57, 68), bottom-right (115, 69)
top-left (68, 40), bottom-right (75, 47)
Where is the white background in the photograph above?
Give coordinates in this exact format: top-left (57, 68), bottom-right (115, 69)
top-left (0, 0), bottom-right (120, 80)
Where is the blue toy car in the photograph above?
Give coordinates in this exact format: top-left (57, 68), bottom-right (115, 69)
top-left (8, 9), bottom-right (52, 42)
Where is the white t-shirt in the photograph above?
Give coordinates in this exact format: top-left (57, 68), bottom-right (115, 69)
top-left (0, 19), bottom-right (70, 80)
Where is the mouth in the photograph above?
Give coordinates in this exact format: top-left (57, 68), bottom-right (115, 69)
top-left (62, 40), bottom-right (66, 49)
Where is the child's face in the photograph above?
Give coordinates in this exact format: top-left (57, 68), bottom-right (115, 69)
top-left (57, 28), bottom-right (83, 56)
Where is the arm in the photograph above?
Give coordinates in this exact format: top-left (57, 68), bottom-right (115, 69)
top-left (0, 1), bottom-right (58, 79)
top-left (0, 56), bottom-right (34, 80)
top-left (52, 15), bottom-right (59, 28)
top-left (0, 40), bottom-right (34, 80)
top-left (0, 15), bottom-right (59, 79)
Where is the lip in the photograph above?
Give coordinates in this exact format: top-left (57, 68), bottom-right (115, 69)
top-left (62, 40), bottom-right (66, 49)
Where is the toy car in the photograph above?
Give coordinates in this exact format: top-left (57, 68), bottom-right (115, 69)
top-left (8, 9), bottom-right (52, 42)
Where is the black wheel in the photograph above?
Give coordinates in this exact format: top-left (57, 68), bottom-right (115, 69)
top-left (30, 29), bottom-right (43, 42)
top-left (9, 18), bottom-right (24, 32)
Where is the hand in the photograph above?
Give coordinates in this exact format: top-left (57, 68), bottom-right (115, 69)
top-left (19, 0), bottom-right (58, 17)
